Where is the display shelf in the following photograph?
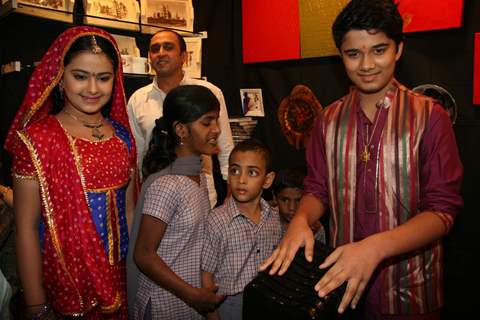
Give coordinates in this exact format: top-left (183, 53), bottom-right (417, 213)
top-left (0, 0), bottom-right (204, 37)
top-left (0, 0), bottom-right (73, 23)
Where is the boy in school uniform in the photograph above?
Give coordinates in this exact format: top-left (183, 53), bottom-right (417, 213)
top-left (201, 139), bottom-right (282, 320)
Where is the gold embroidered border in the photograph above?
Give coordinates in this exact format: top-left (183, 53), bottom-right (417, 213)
top-left (12, 172), bottom-right (37, 180)
top-left (17, 131), bottom-right (84, 308)
top-left (112, 191), bottom-right (121, 262)
top-left (85, 181), bottom-right (129, 193)
top-left (100, 291), bottom-right (122, 314)
top-left (105, 191), bottom-right (115, 265)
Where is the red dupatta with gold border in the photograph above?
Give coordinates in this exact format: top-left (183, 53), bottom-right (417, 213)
top-left (322, 80), bottom-right (449, 314)
top-left (5, 26), bottom-right (137, 316)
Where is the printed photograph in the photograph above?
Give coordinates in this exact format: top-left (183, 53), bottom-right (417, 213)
top-left (142, 0), bottom-right (193, 32)
top-left (239, 88), bottom-right (264, 117)
top-left (19, 0), bottom-right (71, 11)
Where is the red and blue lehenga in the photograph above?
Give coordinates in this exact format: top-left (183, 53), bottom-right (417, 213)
top-left (5, 26), bottom-right (138, 318)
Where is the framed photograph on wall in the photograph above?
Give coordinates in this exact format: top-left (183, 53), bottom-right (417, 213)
top-left (140, 0), bottom-right (194, 34)
top-left (239, 88), bottom-right (264, 117)
top-left (183, 37), bottom-right (202, 79)
top-left (83, 0), bottom-right (140, 31)
top-left (15, 0), bottom-right (74, 22)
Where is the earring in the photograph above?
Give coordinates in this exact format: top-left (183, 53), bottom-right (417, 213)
top-left (179, 137), bottom-right (185, 146)
top-left (58, 81), bottom-right (64, 100)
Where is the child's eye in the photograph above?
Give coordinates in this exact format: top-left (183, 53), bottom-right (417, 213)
top-left (249, 170), bottom-right (259, 177)
top-left (229, 167), bottom-right (240, 175)
top-left (346, 51), bottom-right (359, 58)
top-left (374, 47), bottom-right (386, 55)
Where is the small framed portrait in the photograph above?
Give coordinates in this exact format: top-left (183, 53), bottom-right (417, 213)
top-left (239, 88), bottom-right (264, 117)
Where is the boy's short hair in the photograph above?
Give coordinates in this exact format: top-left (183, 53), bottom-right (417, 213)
top-left (229, 139), bottom-right (273, 173)
top-left (272, 167), bottom-right (307, 196)
top-left (332, 0), bottom-right (404, 50)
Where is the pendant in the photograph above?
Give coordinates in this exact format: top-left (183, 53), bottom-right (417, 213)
top-left (92, 127), bottom-right (105, 140)
top-left (361, 145), bottom-right (370, 162)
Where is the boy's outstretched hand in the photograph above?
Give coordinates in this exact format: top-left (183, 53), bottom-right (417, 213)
top-left (259, 214), bottom-right (315, 275)
top-left (314, 239), bottom-right (382, 314)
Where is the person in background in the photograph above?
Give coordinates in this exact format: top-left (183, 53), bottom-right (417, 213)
top-left (272, 167), bottom-right (326, 243)
top-left (4, 26), bottom-right (137, 319)
top-left (130, 85), bottom-right (225, 320)
top-left (201, 139), bottom-right (282, 320)
top-left (127, 30), bottom-right (234, 207)
top-left (261, 1), bottom-right (463, 319)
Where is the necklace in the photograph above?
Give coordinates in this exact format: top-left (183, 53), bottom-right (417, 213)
top-left (360, 110), bottom-right (382, 162)
top-left (63, 109), bottom-right (105, 140)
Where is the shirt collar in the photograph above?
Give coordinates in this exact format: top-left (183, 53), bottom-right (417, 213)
top-left (225, 197), bottom-right (274, 223)
top-left (149, 71), bottom-right (189, 95)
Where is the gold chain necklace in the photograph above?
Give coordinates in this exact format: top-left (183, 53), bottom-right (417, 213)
top-left (360, 108), bottom-right (383, 162)
top-left (63, 109), bottom-right (105, 140)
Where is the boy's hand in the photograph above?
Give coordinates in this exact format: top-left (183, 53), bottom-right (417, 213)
top-left (187, 285), bottom-right (225, 315)
top-left (314, 240), bottom-right (382, 313)
top-left (259, 214), bottom-right (315, 275)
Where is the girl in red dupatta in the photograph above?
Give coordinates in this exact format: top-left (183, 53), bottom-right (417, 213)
top-left (5, 26), bottom-right (137, 319)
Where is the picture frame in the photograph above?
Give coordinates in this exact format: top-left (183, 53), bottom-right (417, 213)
top-left (14, 0), bottom-right (74, 22)
top-left (140, 0), bottom-right (194, 34)
top-left (239, 88), bottom-right (264, 117)
top-left (83, 0), bottom-right (140, 31)
top-left (183, 37), bottom-right (202, 79)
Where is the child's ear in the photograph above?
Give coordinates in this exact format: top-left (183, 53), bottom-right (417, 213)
top-left (263, 171), bottom-right (275, 189)
top-left (174, 121), bottom-right (188, 140)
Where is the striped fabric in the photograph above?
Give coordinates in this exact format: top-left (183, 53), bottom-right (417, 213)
top-left (322, 80), bottom-right (443, 314)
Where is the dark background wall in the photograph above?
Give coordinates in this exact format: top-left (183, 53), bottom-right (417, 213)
top-left (0, 0), bottom-right (478, 318)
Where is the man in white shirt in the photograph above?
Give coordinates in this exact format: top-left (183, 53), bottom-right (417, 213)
top-left (127, 30), bottom-right (234, 207)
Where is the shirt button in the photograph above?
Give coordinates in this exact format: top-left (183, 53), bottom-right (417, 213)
top-left (256, 249), bottom-right (260, 254)
top-left (368, 169), bottom-right (371, 172)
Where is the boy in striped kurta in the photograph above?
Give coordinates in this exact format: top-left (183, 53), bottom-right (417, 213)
top-left (260, 1), bottom-right (463, 319)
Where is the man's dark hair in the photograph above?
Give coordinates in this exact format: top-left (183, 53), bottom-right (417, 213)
top-left (229, 139), bottom-right (273, 173)
top-left (332, 0), bottom-right (403, 50)
top-left (151, 30), bottom-right (187, 53)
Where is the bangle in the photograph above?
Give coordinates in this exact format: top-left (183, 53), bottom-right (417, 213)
top-left (26, 303), bottom-right (54, 320)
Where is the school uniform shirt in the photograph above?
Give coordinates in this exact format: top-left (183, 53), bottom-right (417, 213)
top-left (134, 174), bottom-right (210, 320)
top-left (202, 198), bottom-right (283, 296)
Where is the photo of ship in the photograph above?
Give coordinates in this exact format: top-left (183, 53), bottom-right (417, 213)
top-left (142, 0), bottom-right (193, 31)
top-left (147, 4), bottom-right (186, 27)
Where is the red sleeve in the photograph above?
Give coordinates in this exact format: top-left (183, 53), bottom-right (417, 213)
top-left (11, 132), bottom-right (37, 180)
top-left (419, 103), bottom-right (463, 229)
top-left (303, 115), bottom-right (330, 207)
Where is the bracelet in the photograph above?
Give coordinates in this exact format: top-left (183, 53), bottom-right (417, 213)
top-left (26, 303), bottom-right (54, 320)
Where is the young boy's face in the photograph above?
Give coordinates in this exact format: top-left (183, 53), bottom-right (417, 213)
top-left (228, 150), bottom-right (274, 204)
top-left (274, 187), bottom-right (303, 223)
top-left (340, 29), bottom-right (403, 99)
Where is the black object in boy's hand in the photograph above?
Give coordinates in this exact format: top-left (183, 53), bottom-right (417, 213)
top-left (243, 241), bottom-right (347, 320)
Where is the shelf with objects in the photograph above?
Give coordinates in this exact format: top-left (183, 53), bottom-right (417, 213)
top-left (0, 0), bottom-right (207, 80)
top-left (0, 0), bottom-right (203, 36)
